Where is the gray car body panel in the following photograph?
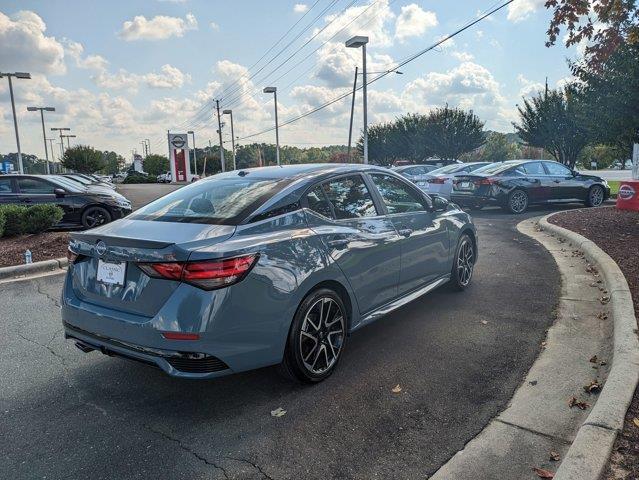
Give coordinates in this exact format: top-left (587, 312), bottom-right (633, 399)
top-left (61, 164), bottom-right (476, 378)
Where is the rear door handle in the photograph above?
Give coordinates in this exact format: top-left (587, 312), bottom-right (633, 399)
top-left (398, 228), bottom-right (413, 238)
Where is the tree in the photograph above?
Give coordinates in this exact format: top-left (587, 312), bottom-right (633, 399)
top-left (578, 143), bottom-right (629, 169)
top-left (545, 0), bottom-right (639, 67)
top-left (421, 106), bottom-right (485, 160)
top-left (478, 132), bottom-right (522, 162)
top-left (61, 145), bottom-right (105, 173)
top-left (513, 87), bottom-right (589, 168)
top-left (142, 154), bottom-right (169, 176)
top-left (101, 151), bottom-right (125, 175)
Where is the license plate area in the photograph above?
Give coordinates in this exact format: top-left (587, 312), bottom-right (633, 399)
top-left (456, 181), bottom-right (474, 191)
top-left (97, 259), bottom-right (126, 286)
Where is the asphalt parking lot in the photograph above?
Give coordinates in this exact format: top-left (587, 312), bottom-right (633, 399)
top-left (0, 199), bottom-right (574, 480)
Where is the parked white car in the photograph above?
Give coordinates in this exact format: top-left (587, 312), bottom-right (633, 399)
top-left (421, 162), bottom-right (493, 199)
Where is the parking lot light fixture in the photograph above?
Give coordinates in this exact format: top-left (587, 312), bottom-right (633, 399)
top-left (345, 36), bottom-right (369, 164)
top-left (27, 106), bottom-right (56, 174)
top-left (187, 130), bottom-right (198, 176)
top-left (263, 87), bottom-right (280, 166)
top-left (1, 71), bottom-right (32, 173)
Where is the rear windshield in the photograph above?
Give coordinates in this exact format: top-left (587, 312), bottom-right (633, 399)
top-left (129, 175), bottom-right (293, 225)
top-left (429, 164), bottom-right (463, 175)
top-left (475, 162), bottom-right (521, 175)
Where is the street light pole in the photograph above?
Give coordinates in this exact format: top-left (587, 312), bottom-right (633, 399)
top-left (223, 110), bottom-right (236, 170)
top-left (1, 72), bottom-right (31, 173)
top-left (346, 36), bottom-right (369, 164)
top-left (145, 138), bottom-right (151, 155)
top-left (347, 67), bottom-right (358, 161)
top-left (263, 87), bottom-right (280, 166)
top-left (27, 106), bottom-right (55, 174)
top-left (46, 138), bottom-right (56, 172)
top-left (215, 99), bottom-right (226, 173)
top-left (187, 130), bottom-right (197, 176)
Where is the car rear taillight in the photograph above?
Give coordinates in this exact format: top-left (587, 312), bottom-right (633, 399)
top-left (428, 177), bottom-right (446, 184)
top-left (137, 254), bottom-right (259, 290)
top-left (474, 177), bottom-right (497, 186)
top-left (161, 332), bottom-right (200, 341)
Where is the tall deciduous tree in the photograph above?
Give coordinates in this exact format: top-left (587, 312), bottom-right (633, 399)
top-left (479, 132), bottom-right (522, 162)
top-left (101, 151), bottom-right (125, 175)
top-left (513, 87), bottom-right (589, 168)
top-left (142, 154), bottom-right (170, 176)
top-left (61, 146), bottom-right (105, 173)
top-left (421, 106), bottom-right (486, 160)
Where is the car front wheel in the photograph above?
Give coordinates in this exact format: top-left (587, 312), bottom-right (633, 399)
top-left (449, 234), bottom-right (475, 291)
top-left (281, 288), bottom-right (347, 383)
top-left (586, 185), bottom-right (605, 207)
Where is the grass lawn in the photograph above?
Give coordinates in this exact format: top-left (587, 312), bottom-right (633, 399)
top-left (608, 180), bottom-right (620, 196)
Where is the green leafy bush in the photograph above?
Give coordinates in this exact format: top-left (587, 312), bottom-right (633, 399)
top-left (0, 205), bottom-right (27, 237)
top-left (0, 204), bottom-right (64, 237)
top-left (122, 173), bottom-right (155, 184)
top-left (23, 204), bottom-right (64, 234)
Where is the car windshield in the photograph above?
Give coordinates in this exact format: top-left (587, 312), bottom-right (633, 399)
top-left (429, 164), bottom-right (464, 175)
top-left (475, 161), bottom-right (522, 175)
top-left (47, 176), bottom-right (84, 193)
top-left (129, 175), bottom-right (294, 225)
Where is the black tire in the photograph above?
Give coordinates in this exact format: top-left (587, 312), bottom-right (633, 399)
top-left (280, 288), bottom-right (348, 383)
top-left (81, 206), bottom-right (112, 229)
top-left (449, 234), bottom-right (475, 291)
top-left (505, 189), bottom-right (528, 214)
top-left (585, 185), bottom-right (605, 207)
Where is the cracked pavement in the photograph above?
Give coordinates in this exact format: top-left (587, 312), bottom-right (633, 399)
top-left (0, 206), bottom-right (581, 479)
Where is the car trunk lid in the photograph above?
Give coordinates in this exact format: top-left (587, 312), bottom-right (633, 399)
top-left (69, 219), bottom-right (235, 318)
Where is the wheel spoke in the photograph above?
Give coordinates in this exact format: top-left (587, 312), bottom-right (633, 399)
top-left (300, 296), bottom-right (345, 375)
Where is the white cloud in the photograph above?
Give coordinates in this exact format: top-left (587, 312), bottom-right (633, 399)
top-left (63, 39), bottom-right (109, 72)
top-left (92, 64), bottom-right (190, 91)
top-left (293, 4), bottom-right (309, 13)
top-left (143, 64), bottom-right (191, 89)
top-left (507, 0), bottom-right (545, 22)
top-left (118, 13), bottom-right (197, 41)
top-left (394, 4), bottom-right (438, 42)
top-left (0, 11), bottom-right (66, 75)
top-left (451, 51), bottom-right (474, 62)
top-left (517, 74), bottom-right (544, 98)
top-left (210, 21), bottom-right (219, 31)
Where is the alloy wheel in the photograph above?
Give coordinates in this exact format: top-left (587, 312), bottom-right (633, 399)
top-left (510, 190), bottom-right (528, 213)
top-left (85, 209), bottom-right (108, 228)
top-left (590, 186), bottom-right (604, 206)
top-left (457, 239), bottom-right (474, 287)
top-left (299, 297), bottom-right (345, 375)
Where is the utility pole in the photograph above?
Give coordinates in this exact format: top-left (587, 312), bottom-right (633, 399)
top-left (1, 72), bottom-right (31, 173)
top-left (215, 99), bottom-right (225, 172)
top-left (27, 106), bottom-right (55, 174)
top-left (145, 138), bottom-right (151, 155)
top-left (347, 66), bottom-right (358, 161)
top-left (141, 141), bottom-right (147, 157)
top-left (188, 130), bottom-right (197, 176)
top-left (223, 110), bottom-right (236, 170)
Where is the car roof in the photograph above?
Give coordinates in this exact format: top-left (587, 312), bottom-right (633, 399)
top-left (212, 163), bottom-right (389, 181)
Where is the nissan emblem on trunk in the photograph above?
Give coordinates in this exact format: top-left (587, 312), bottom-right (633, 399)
top-left (95, 241), bottom-right (107, 256)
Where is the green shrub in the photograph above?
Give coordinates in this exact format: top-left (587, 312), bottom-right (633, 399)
top-left (0, 209), bottom-right (5, 237)
top-left (0, 205), bottom-right (27, 237)
top-left (23, 204), bottom-right (64, 234)
top-left (122, 173), bottom-right (155, 184)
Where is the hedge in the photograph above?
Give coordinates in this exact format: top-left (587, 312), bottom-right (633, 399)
top-left (122, 173), bottom-right (156, 184)
top-left (0, 204), bottom-right (64, 238)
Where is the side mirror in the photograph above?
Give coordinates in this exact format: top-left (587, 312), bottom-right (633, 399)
top-left (431, 195), bottom-right (449, 212)
top-left (54, 188), bottom-right (66, 197)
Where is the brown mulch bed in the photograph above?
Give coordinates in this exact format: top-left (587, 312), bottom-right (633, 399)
top-left (549, 206), bottom-right (639, 480)
top-left (0, 232), bottom-right (69, 268)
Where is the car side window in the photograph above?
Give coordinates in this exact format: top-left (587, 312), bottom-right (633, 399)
top-left (370, 174), bottom-right (428, 214)
top-left (544, 162), bottom-right (572, 176)
top-left (18, 178), bottom-right (55, 194)
top-left (522, 162), bottom-right (545, 175)
top-left (322, 175), bottom-right (378, 219)
top-left (0, 178), bottom-right (14, 194)
top-left (306, 185), bottom-right (334, 219)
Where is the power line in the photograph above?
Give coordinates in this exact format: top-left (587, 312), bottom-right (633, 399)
top-left (237, 0), bottom-right (516, 141)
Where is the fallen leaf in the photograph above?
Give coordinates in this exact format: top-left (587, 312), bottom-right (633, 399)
top-left (568, 397), bottom-right (590, 410)
top-left (532, 466), bottom-right (555, 478)
top-left (549, 451), bottom-right (561, 461)
top-left (589, 355), bottom-right (598, 363)
top-left (600, 361), bottom-right (607, 366)
top-left (541, 341), bottom-right (547, 348)
top-left (600, 296), bottom-right (610, 305)
top-left (597, 312), bottom-right (609, 321)
top-left (480, 320), bottom-right (488, 325)
top-left (633, 418), bottom-right (639, 429)
top-left (583, 380), bottom-right (601, 394)
top-left (270, 407), bottom-right (286, 417)
top-left (392, 384), bottom-right (402, 394)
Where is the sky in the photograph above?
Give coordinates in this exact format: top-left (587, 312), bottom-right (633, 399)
top-left (0, 0), bottom-right (584, 161)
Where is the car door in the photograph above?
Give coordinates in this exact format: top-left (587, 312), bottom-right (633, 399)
top-left (367, 173), bottom-right (449, 295)
top-left (16, 177), bottom-right (74, 220)
top-left (304, 174), bottom-right (402, 315)
top-left (542, 161), bottom-right (581, 200)
top-left (520, 162), bottom-right (549, 202)
top-left (0, 176), bottom-right (18, 205)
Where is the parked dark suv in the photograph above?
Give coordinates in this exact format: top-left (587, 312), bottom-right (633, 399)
top-left (449, 160), bottom-right (610, 213)
top-left (0, 174), bottom-right (132, 229)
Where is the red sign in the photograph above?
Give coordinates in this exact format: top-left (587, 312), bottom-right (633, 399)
top-left (616, 180), bottom-right (639, 211)
top-left (173, 149), bottom-right (186, 182)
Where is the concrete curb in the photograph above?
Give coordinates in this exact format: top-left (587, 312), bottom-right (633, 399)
top-left (539, 213), bottom-right (639, 480)
top-left (0, 257), bottom-right (68, 280)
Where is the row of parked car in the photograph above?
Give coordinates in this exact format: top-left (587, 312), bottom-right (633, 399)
top-left (392, 159), bottom-right (610, 213)
top-left (0, 172), bottom-right (132, 229)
